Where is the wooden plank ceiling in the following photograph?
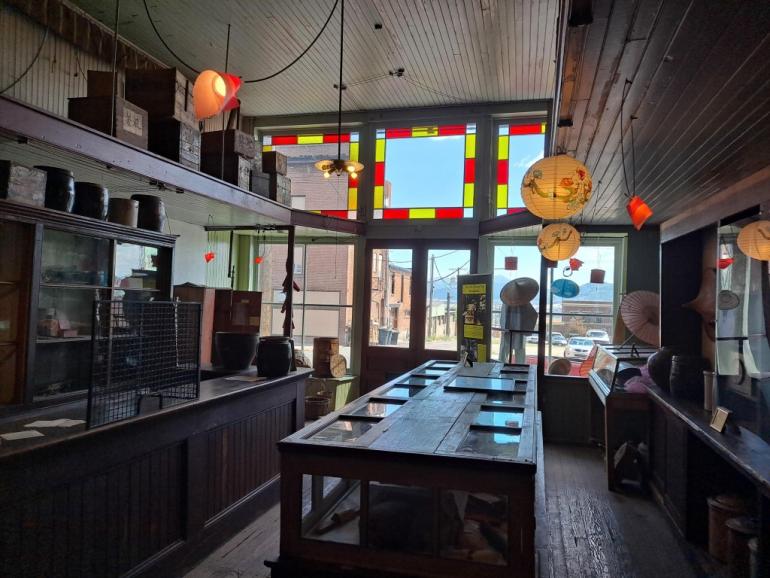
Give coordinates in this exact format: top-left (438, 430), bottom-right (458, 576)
top-left (70, 0), bottom-right (559, 117)
top-left (557, 0), bottom-right (770, 224)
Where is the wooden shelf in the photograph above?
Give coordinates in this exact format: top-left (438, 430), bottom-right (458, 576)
top-left (0, 95), bottom-right (364, 236)
top-left (36, 336), bottom-right (92, 344)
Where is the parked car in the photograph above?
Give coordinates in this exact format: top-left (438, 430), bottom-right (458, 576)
top-left (550, 332), bottom-right (567, 346)
top-left (565, 337), bottom-right (595, 360)
top-left (525, 334), bottom-right (539, 343)
top-left (586, 329), bottom-right (610, 345)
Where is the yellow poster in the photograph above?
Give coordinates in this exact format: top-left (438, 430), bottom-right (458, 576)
top-left (462, 283), bottom-right (487, 295)
top-left (464, 324), bottom-right (483, 339)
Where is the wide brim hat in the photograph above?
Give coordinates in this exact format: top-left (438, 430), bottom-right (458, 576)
top-left (500, 278), bottom-right (539, 306)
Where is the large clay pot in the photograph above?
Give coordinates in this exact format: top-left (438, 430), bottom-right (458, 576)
top-left (215, 332), bottom-right (258, 370)
top-left (73, 182), bottom-right (109, 219)
top-left (131, 194), bottom-right (167, 232)
top-left (108, 198), bottom-right (139, 227)
top-left (647, 347), bottom-right (675, 391)
top-left (257, 336), bottom-right (293, 378)
top-left (35, 165), bottom-right (75, 212)
top-left (670, 354), bottom-right (706, 400)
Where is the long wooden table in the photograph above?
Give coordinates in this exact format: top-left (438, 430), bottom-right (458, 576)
top-left (269, 360), bottom-right (540, 578)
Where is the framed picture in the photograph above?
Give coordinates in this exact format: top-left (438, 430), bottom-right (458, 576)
top-left (710, 406), bottom-right (732, 433)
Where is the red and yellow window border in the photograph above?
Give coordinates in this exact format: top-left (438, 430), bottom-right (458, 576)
top-left (496, 122), bottom-right (547, 216)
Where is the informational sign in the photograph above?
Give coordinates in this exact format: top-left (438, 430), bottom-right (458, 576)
top-left (458, 273), bottom-right (492, 362)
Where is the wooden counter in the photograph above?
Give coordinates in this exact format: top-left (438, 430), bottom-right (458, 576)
top-left (270, 360), bottom-right (540, 578)
top-left (0, 368), bottom-right (310, 577)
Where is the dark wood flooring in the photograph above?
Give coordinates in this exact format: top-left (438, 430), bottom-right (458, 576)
top-left (186, 444), bottom-right (701, 578)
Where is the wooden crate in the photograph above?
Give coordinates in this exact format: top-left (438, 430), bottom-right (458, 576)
top-left (0, 161), bottom-right (45, 207)
top-left (262, 150), bottom-right (288, 175)
top-left (86, 70), bottom-right (122, 97)
top-left (125, 67), bottom-right (195, 125)
top-left (68, 96), bottom-right (149, 149)
top-left (269, 173), bottom-right (291, 204)
top-left (201, 129), bottom-right (257, 159)
top-left (251, 170), bottom-right (270, 197)
top-left (173, 285), bottom-right (215, 364)
top-left (201, 152), bottom-right (251, 189)
top-left (148, 118), bottom-right (201, 170)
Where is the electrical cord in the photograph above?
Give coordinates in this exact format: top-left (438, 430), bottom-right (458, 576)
top-left (142, 0), bottom-right (339, 83)
top-left (619, 79), bottom-right (634, 199)
top-left (0, 27), bottom-right (49, 94)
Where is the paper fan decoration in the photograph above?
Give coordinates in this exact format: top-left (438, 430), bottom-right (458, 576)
top-left (552, 278), bottom-right (580, 298)
top-left (620, 290), bottom-right (660, 346)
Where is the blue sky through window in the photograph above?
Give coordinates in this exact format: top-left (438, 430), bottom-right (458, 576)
top-left (507, 134), bottom-right (545, 207)
top-left (385, 136), bottom-right (465, 208)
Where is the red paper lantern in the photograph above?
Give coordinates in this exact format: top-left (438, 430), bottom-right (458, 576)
top-left (590, 269), bottom-right (606, 284)
top-left (204, 251), bottom-right (215, 263)
top-left (626, 195), bottom-right (653, 230)
top-left (568, 258), bottom-right (584, 271)
top-left (254, 256), bottom-right (264, 264)
top-left (504, 256), bottom-right (518, 270)
top-left (718, 258), bottom-right (734, 269)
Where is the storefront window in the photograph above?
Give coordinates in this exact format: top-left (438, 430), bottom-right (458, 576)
top-left (369, 249), bottom-right (412, 347)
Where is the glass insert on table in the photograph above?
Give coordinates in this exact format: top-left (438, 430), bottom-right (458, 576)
top-left (348, 399), bottom-right (405, 419)
top-left (430, 361), bottom-right (458, 370)
top-left (440, 491), bottom-right (508, 565)
top-left (413, 368), bottom-right (447, 377)
top-left (444, 376), bottom-right (526, 393)
top-left (367, 483), bottom-right (434, 554)
top-left (457, 426), bottom-right (521, 458)
top-left (309, 419), bottom-right (376, 443)
top-left (475, 407), bottom-right (524, 428)
top-left (302, 476), bottom-right (361, 545)
top-left (485, 391), bottom-right (526, 404)
top-left (381, 385), bottom-right (425, 399)
top-left (399, 376), bottom-right (435, 386)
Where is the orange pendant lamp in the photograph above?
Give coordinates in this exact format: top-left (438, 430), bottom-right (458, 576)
top-left (626, 195), bottom-right (653, 230)
top-left (737, 220), bottom-right (770, 261)
top-left (521, 155), bottom-right (593, 220)
top-left (537, 223), bottom-right (581, 261)
top-left (193, 70), bottom-right (242, 120)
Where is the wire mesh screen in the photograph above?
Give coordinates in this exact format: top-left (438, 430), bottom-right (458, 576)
top-left (87, 300), bottom-right (201, 428)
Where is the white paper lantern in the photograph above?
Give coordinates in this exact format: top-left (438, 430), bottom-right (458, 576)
top-left (521, 155), bottom-right (593, 219)
top-left (737, 220), bottom-right (770, 261)
top-left (537, 223), bottom-right (581, 261)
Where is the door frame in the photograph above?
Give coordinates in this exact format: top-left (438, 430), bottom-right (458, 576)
top-left (360, 238), bottom-right (477, 391)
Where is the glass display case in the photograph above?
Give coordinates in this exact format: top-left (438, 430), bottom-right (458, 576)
top-left (275, 361), bottom-right (539, 578)
top-left (716, 216), bottom-right (770, 441)
top-left (589, 344), bottom-right (658, 394)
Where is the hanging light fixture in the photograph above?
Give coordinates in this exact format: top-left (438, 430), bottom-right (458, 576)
top-left (521, 155), bottom-right (592, 220)
top-left (537, 223), bottom-right (581, 261)
top-left (193, 70), bottom-right (242, 120)
top-left (620, 79), bottom-right (653, 229)
top-left (314, 0), bottom-right (363, 179)
top-left (737, 220), bottom-right (770, 260)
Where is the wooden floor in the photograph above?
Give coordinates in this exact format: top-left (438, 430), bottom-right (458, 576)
top-left (186, 444), bottom-right (700, 578)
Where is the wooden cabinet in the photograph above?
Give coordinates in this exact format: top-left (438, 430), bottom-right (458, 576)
top-left (0, 200), bottom-right (175, 407)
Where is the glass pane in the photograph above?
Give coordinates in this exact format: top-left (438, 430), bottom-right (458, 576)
top-left (114, 242), bottom-right (159, 294)
top-left (368, 482), bottom-right (433, 554)
top-left (349, 399), bottom-right (405, 418)
top-left (426, 249), bottom-right (471, 351)
top-left (440, 491), bottom-right (508, 565)
top-left (309, 419), bottom-right (375, 443)
top-left (369, 249), bottom-right (412, 347)
top-left (41, 229), bottom-right (110, 287)
top-left (457, 426), bottom-right (521, 458)
top-left (495, 123), bottom-right (546, 215)
top-left (302, 475), bottom-right (361, 545)
top-left (381, 385), bottom-right (424, 398)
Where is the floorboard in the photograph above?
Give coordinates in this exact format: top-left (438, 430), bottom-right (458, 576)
top-left (186, 444), bottom-right (702, 578)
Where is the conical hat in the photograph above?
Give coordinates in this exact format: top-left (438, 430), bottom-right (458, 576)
top-left (500, 278), bottom-right (539, 306)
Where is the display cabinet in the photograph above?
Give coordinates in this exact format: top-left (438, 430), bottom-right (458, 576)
top-left (270, 360), bottom-right (540, 578)
top-left (0, 199), bottom-right (175, 406)
top-left (589, 344), bottom-right (658, 396)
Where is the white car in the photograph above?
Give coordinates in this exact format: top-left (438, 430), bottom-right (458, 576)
top-left (565, 337), bottom-right (595, 360)
top-left (586, 329), bottom-right (610, 345)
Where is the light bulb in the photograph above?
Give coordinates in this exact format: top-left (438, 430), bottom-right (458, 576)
top-left (323, 171), bottom-right (331, 179)
top-left (346, 164), bottom-right (355, 172)
top-left (350, 172), bottom-right (357, 179)
top-left (213, 75), bottom-right (227, 97)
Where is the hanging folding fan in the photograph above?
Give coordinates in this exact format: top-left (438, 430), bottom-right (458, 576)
top-left (619, 290), bottom-right (660, 346)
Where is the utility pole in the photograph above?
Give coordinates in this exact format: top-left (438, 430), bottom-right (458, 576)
top-left (427, 254), bottom-right (435, 339)
top-left (445, 291), bottom-right (450, 337)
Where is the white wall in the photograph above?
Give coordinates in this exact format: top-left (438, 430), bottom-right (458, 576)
top-left (170, 219), bottom-right (207, 286)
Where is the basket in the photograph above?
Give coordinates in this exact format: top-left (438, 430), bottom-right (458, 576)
top-left (305, 395), bottom-right (331, 420)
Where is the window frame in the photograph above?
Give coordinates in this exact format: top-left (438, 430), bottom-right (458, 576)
top-left (492, 119), bottom-right (547, 216)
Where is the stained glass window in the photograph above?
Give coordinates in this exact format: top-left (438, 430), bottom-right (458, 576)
top-left (372, 124), bottom-right (476, 220)
top-left (495, 123), bottom-right (547, 216)
top-left (263, 132), bottom-right (360, 219)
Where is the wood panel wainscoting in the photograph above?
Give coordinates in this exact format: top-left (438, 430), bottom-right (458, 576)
top-left (0, 369), bottom-right (310, 577)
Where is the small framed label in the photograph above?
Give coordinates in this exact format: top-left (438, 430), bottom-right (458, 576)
top-left (710, 406), bottom-right (732, 433)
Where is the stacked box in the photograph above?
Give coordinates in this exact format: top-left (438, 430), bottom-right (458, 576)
top-left (125, 68), bottom-right (195, 124)
top-left (201, 129), bottom-right (256, 189)
top-left (269, 174), bottom-right (291, 205)
top-left (262, 151), bottom-right (288, 175)
top-left (68, 96), bottom-right (149, 149)
top-left (0, 161), bottom-right (46, 207)
top-left (148, 118), bottom-right (201, 170)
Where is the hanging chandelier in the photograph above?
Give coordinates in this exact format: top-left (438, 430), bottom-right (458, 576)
top-left (314, 0), bottom-right (363, 179)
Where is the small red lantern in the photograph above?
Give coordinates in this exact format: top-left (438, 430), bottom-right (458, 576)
top-left (254, 256), bottom-right (264, 264)
top-left (204, 251), bottom-right (215, 263)
top-left (626, 195), bottom-right (653, 230)
top-left (718, 257), bottom-right (734, 269)
top-left (504, 256), bottom-right (518, 271)
top-left (568, 258), bottom-right (584, 271)
top-left (590, 269), bottom-right (606, 284)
